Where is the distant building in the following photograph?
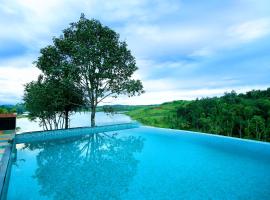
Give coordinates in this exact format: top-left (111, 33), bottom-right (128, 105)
top-left (0, 114), bottom-right (16, 130)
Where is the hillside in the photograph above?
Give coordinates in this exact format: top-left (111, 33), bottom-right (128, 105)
top-left (96, 104), bottom-right (156, 112)
top-left (127, 100), bottom-right (189, 128)
top-left (127, 88), bottom-right (270, 142)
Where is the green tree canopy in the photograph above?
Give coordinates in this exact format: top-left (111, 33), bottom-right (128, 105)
top-left (127, 88), bottom-right (270, 142)
top-left (26, 14), bottom-right (144, 128)
top-left (24, 76), bottom-right (84, 130)
top-left (36, 14), bottom-right (144, 127)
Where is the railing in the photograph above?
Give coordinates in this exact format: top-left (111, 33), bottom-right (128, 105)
top-left (15, 122), bottom-right (140, 144)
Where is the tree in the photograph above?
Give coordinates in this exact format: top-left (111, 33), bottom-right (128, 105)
top-left (0, 108), bottom-right (8, 114)
top-left (24, 77), bottom-right (58, 130)
top-left (31, 35), bottom-right (85, 129)
top-left (243, 105), bottom-right (254, 138)
top-left (24, 76), bottom-right (83, 130)
top-left (14, 103), bottom-right (26, 114)
top-left (50, 14), bottom-right (144, 126)
top-left (250, 115), bottom-right (265, 140)
top-left (233, 104), bottom-right (245, 138)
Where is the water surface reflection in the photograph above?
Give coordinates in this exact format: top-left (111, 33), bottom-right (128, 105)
top-left (19, 132), bottom-right (144, 200)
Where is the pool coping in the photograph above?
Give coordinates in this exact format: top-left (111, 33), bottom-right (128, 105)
top-left (15, 122), bottom-right (140, 144)
top-left (17, 122), bottom-right (138, 135)
top-left (0, 140), bottom-right (14, 200)
top-left (143, 125), bottom-right (270, 146)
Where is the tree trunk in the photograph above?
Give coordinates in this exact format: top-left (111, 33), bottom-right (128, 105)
top-left (256, 122), bottom-right (259, 140)
top-left (226, 120), bottom-right (229, 136)
top-left (91, 106), bottom-right (96, 127)
top-left (247, 120), bottom-right (250, 138)
top-left (64, 110), bottom-right (69, 129)
top-left (239, 124), bottom-right (242, 138)
top-left (230, 122), bottom-right (234, 136)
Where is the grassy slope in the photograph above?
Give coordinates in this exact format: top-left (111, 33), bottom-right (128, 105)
top-left (96, 105), bottom-right (157, 112)
top-left (126, 100), bottom-right (189, 128)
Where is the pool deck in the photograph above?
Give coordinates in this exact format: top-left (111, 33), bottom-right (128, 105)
top-left (0, 131), bottom-right (14, 161)
top-left (0, 130), bottom-right (15, 200)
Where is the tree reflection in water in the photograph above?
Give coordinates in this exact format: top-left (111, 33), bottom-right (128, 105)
top-left (23, 132), bottom-right (144, 200)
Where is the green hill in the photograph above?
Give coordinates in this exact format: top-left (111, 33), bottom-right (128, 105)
top-left (127, 100), bottom-right (189, 128)
top-left (127, 88), bottom-right (270, 142)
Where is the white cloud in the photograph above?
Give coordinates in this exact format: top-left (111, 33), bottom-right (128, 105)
top-left (0, 57), bottom-right (40, 103)
top-left (0, 0), bottom-right (270, 105)
top-left (135, 59), bottom-right (200, 81)
top-left (121, 23), bottom-right (219, 58)
top-left (190, 48), bottom-right (214, 57)
top-left (107, 84), bottom-right (270, 105)
top-left (227, 18), bottom-right (270, 42)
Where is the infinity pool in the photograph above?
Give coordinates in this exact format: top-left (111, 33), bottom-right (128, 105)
top-left (6, 126), bottom-right (270, 199)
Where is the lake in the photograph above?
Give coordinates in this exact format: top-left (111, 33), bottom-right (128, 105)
top-left (16, 112), bottom-right (132, 133)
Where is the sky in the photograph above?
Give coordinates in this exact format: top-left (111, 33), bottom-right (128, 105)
top-left (0, 0), bottom-right (270, 105)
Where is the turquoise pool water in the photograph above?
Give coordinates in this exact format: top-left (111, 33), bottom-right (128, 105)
top-left (7, 126), bottom-right (270, 200)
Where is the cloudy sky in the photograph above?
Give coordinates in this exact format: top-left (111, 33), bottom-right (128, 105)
top-left (0, 0), bottom-right (270, 105)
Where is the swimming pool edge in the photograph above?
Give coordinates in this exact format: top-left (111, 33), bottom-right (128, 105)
top-left (0, 140), bottom-right (15, 200)
top-left (142, 125), bottom-right (270, 146)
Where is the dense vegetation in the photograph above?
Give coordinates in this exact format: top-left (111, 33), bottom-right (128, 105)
top-left (24, 76), bottom-right (84, 130)
top-left (127, 88), bottom-right (270, 142)
top-left (0, 104), bottom-right (26, 115)
top-left (97, 105), bottom-right (156, 112)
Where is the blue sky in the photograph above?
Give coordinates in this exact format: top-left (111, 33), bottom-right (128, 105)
top-left (0, 0), bottom-right (270, 105)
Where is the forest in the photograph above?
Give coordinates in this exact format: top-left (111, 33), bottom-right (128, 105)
top-left (0, 104), bottom-right (26, 115)
top-left (127, 88), bottom-right (270, 142)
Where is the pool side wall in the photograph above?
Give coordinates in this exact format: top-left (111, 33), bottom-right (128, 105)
top-left (0, 141), bottom-right (15, 200)
top-left (15, 122), bottom-right (140, 144)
